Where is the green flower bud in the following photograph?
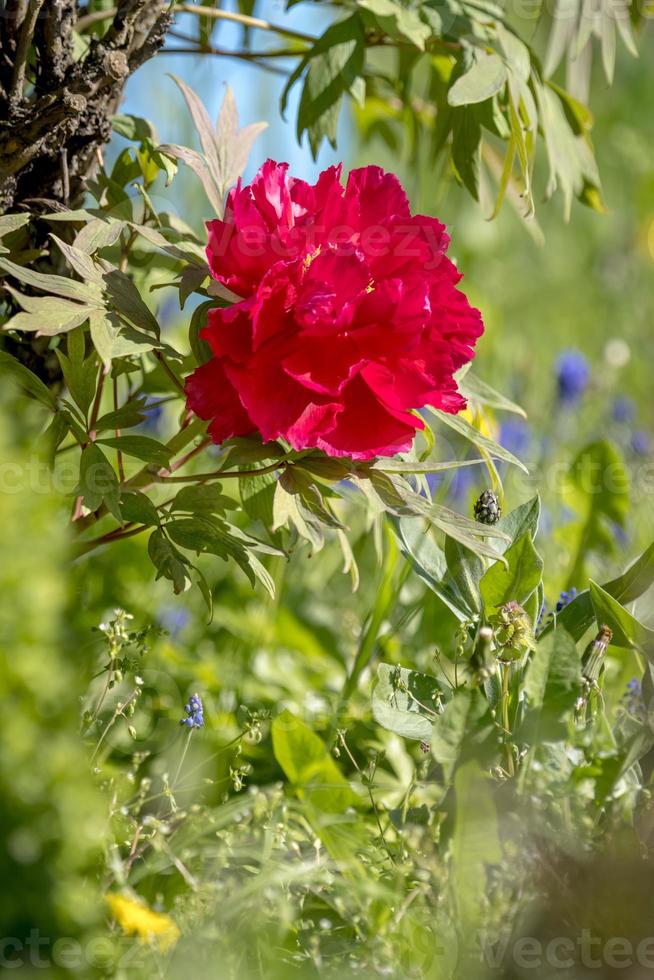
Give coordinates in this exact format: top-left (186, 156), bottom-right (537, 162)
top-left (490, 601), bottom-right (536, 661)
top-left (474, 489), bottom-right (501, 526)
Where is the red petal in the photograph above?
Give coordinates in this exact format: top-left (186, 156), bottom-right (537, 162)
top-left (185, 360), bottom-right (254, 444)
top-left (316, 374), bottom-right (418, 460)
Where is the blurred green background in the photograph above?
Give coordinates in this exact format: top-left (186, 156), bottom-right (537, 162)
top-left (1, 9), bottom-right (654, 978)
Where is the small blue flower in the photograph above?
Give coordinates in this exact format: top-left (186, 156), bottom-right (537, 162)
top-left (140, 396), bottom-right (164, 434)
top-left (630, 431), bottom-right (650, 457)
top-left (180, 692), bottom-right (204, 729)
top-left (612, 396), bottom-right (636, 424)
top-left (556, 350), bottom-right (590, 404)
top-left (499, 418), bottom-right (531, 457)
top-left (555, 587), bottom-right (577, 613)
top-left (624, 678), bottom-right (646, 720)
top-left (158, 606), bottom-right (190, 638)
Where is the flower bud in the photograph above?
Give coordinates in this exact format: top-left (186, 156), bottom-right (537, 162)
top-left (474, 489), bottom-right (501, 526)
top-left (490, 601), bottom-right (536, 661)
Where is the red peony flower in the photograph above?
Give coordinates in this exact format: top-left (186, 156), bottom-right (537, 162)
top-left (185, 160), bottom-right (484, 460)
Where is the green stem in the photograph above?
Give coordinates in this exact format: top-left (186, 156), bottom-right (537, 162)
top-left (153, 350), bottom-right (186, 397)
top-left (501, 664), bottom-right (515, 777)
top-left (154, 459), bottom-right (286, 484)
top-left (174, 3), bottom-right (317, 43)
top-left (89, 688), bottom-right (139, 767)
top-left (333, 528), bottom-right (399, 735)
top-left (172, 728), bottom-right (194, 790)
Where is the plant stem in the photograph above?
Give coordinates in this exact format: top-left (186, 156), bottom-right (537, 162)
top-left (334, 528), bottom-right (399, 736)
top-left (153, 350), bottom-right (186, 396)
top-left (501, 663), bottom-right (515, 777)
top-left (89, 689), bottom-right (139, 767)
top-left (155, 459), bottom-right (286, 484)
top-left (175, 3), bottom-right (317, 43)
top-left (172, 728), bottom-right (193, 789)
top-left (74, 524), bottom-right (147, 558)
top-left (113, 375), bottom-right (125, 483)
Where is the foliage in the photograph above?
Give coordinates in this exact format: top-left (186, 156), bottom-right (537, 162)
top-left (0, 7), bottom-right (653, 979)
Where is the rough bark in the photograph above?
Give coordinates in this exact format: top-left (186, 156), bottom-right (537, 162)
top-left (0, 0), bottom-right (172, 213)
top-left (0, 1), bottom-right (173, 382)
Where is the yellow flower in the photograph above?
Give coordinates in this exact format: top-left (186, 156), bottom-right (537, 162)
top-left (461, 405), bottom-right (497, 440)
top-left (106, 893), bottom-right (180, 952)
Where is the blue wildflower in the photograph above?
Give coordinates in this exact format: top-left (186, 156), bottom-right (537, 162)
top-left (140, 396), bottom-right (164, 434)
top-left (556, 350), bottom-right (590, 404)
top-left (555, 587), bottom-right (577, 613)
top-left (630, 431), bottom-right (650, 457)
top-left (180, 693), bottom-right (204, 729)
top-left (611, 396), bottom-right (636, 424)
top-left (158, 606), bottom-right (190, 638)
top-left (448, 464), bottom-right (476, 502)
top-left (624, 678), bottom-right (646, 721)
top-left (499, 418), bottom-right (531, 457)
top-left (611, 521), bottom-right (629, 547)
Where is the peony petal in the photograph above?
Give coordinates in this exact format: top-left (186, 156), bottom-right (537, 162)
top-left (283, 334), bottom-right (365, 395)
top-left (315, 374), bottom-right (419, 460)
top-left (345, 166), bottom-right (411, 230)
top-left (251, 159), bottom-right (294, 229)
top-left (185, 359), bottom-right (254, 443)
top-left (202, 301), bottom-right (253, 363)
top-left (226, 344), bottom-right (334, 445)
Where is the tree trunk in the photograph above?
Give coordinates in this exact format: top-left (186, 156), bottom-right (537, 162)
top-left (0, 1), bottom-right (171, 212)
top-left (0, 1), bottom-right (172, 382)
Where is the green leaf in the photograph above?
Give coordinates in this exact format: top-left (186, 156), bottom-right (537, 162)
top-left (89, 311), bottom-right (157, 366)
top-left (148, 528), bottom-right (192, 594)
top-left (51, 234), bottom-right (104, 280)
top-left (119, 490), bottom-right (161, 527)
top-left (496, 496), bottom-right (540, 553)
top-left (392, 516), bottom-right (490, 620)
top-left (4, 291), bottom-right (92, 336)
top-left (111, 114), bottom-right (159, 142)
top-left (430, 409), bottom-right (529, 473)
top-left (430, 502), bottom-right (509, 561)
top-left (448, 54), bottom-right (508, 107)
top-left (96, 435), bottom-right (172, 467)
top-left (294, 16), bottom-right (365, 157)
top-left (430, 688), bottom-right (495, 782)
top-left (451, 762), bottom-right (502, 929)
top-left (188, 301), bottom-right (213, 367)
top-left (0, 350), bottom-right (57, 410)
top-left (522, 629), bottom-right (581, 740)
top-left (102, 270), bottom-right (160, 337)
top-left (371, 457), bottom-right (486, 475)
top-left (94, 400), bottom-right (147, 432)
top-left (480, 532), bottom-right (543, 613)
top-left (553, 541), bottom-right (654, 643)
top-left (0, 213), bottom-right (30, 240)
top-left (568, 439), bottom-right (629, 526)
top-left (170, 484), bottom-right (234, 515)
top-left (589, 580), bottom-right (654, 660)
top-left (77, 444), bottom-right (121, 519)
top-left (0, 255), bottom-right (99, 303)
top-left (358, 0), bottom-right (430, 49)
top-left (456, 370), bottom-right (527, 417)
top-left (444, 536), bottom-right (483, 617)
top-left (55, 330), bottom-right (98, 418)
top-left (451, 108), bottom-right (482, 200)
top-left (272, 710), bottom-right (360, 812)
top-left (372, 663), bottom-right (442, 741)
top-left (240, 471), bottom-right (278, 526)
top-left (73, 219), bottom-right (125, 255)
